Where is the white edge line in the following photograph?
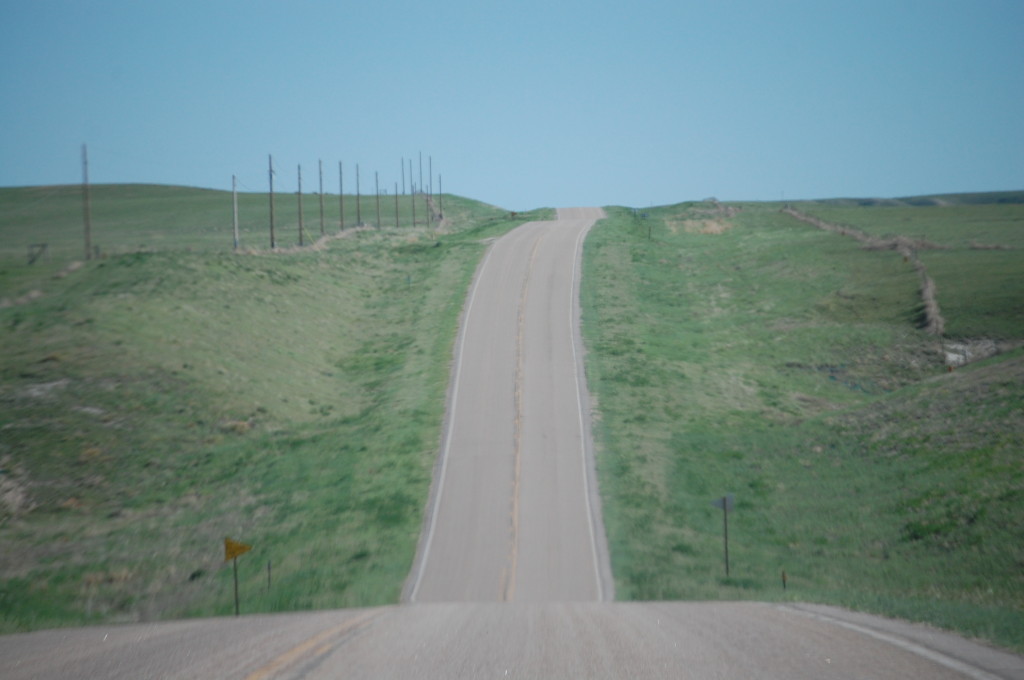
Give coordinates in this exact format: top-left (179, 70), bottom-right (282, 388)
top-left (407, 242), bottom-right (499, 603)
top-left (783, 606), bottom-right (1006, 680)
top-left (568, 210), bottom-right (607, 602)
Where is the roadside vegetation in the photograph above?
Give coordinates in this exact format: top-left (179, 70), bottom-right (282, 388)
top-left (580, 194), bottom-right (1024, 651)
top-left (3, 183), bottom-right (1021, 653)
top-left (0, 184), bottom-right (545, 630)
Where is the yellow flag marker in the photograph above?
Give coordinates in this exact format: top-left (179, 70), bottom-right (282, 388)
top-left (225, 537), bottom-right (253, 562)
top-left (225, 537), bottom-right (253, 616)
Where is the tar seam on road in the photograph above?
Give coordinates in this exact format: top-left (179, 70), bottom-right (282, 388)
top-left (406, 242), bottom-right (501, 603)
top-left (505, 232), bottom-right (544, 601)
top-left (569, 217), bottom-right (607, 602)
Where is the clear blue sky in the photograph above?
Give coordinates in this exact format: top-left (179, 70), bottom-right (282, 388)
top-left (2, 0), bottom-right (1022, 210)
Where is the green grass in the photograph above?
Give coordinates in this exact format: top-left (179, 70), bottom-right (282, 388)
top-left (4, 183), bottom-right (1023, 652)
top-left (792, 199), bottom-right (1024, 340)
top-left (0, 184), bottom-right (548, 630)
top-left (582, 199), bottom-right (1024, 651)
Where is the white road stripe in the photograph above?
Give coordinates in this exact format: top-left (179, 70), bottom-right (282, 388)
top-left (407, 243), bottom-right (501, 603)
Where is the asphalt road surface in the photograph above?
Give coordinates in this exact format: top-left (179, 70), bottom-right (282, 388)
top-left (3, 602), bottom-right (1021, 679)
top-left (3, 209), bottom-right (1022, 678)
top-left (404, 206), bottom-right (612, 603)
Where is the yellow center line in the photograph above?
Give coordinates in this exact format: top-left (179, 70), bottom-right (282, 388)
top-left (503, 232), bottom-right (545, 602)
top-left (244, 610), bottom-right (380, 680)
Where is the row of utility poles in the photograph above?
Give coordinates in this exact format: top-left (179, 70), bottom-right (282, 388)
top-left (250, 153), bottom-right (444, 251)
top-left (79, 144), bottom-right (444, 257)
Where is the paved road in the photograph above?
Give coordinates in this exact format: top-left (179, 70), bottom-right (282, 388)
top-left (4, 602), bottom-right (1021, 679)
top-left (404, 207), bottom-right (613, 603)
top-left (3, 209), bottom-right (1022, 678)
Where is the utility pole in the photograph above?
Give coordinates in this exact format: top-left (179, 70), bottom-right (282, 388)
top-left (297, 164), bottom-right (304, 246)
top-left (232, 174), bottom-right (239, 251)
top-left (375, 171), bottom-right (381, 228)
top-left (409, 158), bottom-right (416, 227)
top-left (268, 154), bottom-right (276, 249)
top-left (356, 164), bottom-right (361, 226)
top-left (81, 144), bottom-right (92, 260)
top-left (318, 159), bottom-right (325, 236)
top-left (338, 161), bottom-right (344, 231)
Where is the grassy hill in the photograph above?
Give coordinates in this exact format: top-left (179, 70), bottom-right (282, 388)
top-left (1, 185), bottom-right (1022, 651)
top-left (580, 194), bottom-right (1024, 651)
top-left (0, 184), bottom-right (547, 629)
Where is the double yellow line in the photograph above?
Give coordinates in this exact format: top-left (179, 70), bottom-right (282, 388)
top-left (244, 610), bottom-right (381, 680)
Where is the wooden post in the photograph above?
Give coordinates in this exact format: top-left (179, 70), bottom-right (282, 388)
top-left (356, 164), bottom-right (361, 226)
top-left (268, 154), bottom-right (276, 249)
top-left (233, 557), bottom-right (240, 616)
top-left (81, 144), bottom-right (92, 260)
top-left (338, 161), bottom-right (344, 231)
top-left (722, 496), bottom-right (730, 577)
top-left (409, 158), bottom-right (416, 226)
top-left (297, 164), bottom-right (304, 246)
top-left (375, 172), bottom-right (381, 228)
top-left (318, 159), bottom-right (325, 236)
top-left (232, 175), bottom-right (239, 251)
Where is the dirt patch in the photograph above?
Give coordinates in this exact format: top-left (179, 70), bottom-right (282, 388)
top-left (668, 219), bottom-right (732, 235)
top-left (21, 379), bottom-right (71, 400)
top-left (237, 225), bottom-right (375, 255)
top-left (693, 200), bottom-right (741, 219)
top-left (53, 261), bottom-right (84, 279)
top-left (941, 338), bottom-right (1023, 367)
top-left (0, 289), bottom-right (44, 308)
top-left (0, 456), bottom-right (35, 518)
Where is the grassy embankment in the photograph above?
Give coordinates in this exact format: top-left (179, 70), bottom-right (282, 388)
top-left (581, 194), bottom-right (1024, 651)
top-left (0, 184), bottom-right (548, 631)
